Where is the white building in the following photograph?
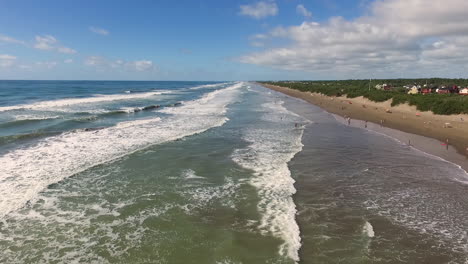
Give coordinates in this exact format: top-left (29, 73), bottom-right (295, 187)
top-left (408, 86), bottom-right (419, 95)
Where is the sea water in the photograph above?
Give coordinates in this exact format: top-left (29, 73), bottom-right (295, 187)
top-left (0, 81), bottom-right (467, 263)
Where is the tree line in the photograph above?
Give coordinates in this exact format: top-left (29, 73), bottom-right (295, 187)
top-left (260, 79), bottom-right (468, 115)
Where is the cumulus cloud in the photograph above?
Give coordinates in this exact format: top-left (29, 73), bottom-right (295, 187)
top-left (296, 4), bottom-right (312, 18)
top-left (239, 1), bottom-right (278, 19)
top-left (0, 54), bottom-right (16, 68)
top-left (240, 0), bottom-right (468, 77)
top-left (89, 26), bottom-right (109, 36)
top-left (34, 35), bottom-right (77, 54)
top-left (0, 34), bottom-right (25, 45)
top-left (85, 56), bottom-right (155, 72)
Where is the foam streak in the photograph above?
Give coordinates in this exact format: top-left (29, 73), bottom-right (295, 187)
top-left (232, 98), bottom-right (307, 262)
top-left (0, 83), bottom-right (243, 218)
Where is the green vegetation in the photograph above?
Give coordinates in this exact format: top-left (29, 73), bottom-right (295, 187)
top-left (260, 79), bottom-right (468, 115)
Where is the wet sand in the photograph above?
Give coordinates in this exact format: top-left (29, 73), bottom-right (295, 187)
top-left (278, 89), bottom-right (468, 263)
top-left (260, 83), bottom-right (468, 171)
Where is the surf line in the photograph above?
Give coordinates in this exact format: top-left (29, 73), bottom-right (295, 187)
top-left (231, 97), bottom-right (308, 262)
top-left (0, 83), bottom-right (243, 219)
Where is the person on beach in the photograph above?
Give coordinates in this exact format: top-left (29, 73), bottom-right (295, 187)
top-left (365, 121), bottom-right (368, 128)
top-left (446, 139), bottom-right (449, 150)
top-left (347, 117), bottom-right (351, 125)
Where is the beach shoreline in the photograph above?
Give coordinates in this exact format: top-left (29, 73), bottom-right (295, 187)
top-left (259, 83), bottom-right (468, 172)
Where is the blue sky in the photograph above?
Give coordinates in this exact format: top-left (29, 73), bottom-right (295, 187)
top-left (1, 0), bottom-right (467, 80)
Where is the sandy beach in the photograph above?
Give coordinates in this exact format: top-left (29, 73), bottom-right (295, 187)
top-left (260, 83), bottom-right (468, 171)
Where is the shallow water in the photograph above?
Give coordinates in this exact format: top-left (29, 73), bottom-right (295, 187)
top-left (280, 93), bottom-right (468, 263)
top-left (0, 81), bottom-right (467, 263)
top-left (0, 81), bottom-right (304, 263)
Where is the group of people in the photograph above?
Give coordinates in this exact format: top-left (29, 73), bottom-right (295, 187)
top-left (344, 116), bottom-right (369, 128)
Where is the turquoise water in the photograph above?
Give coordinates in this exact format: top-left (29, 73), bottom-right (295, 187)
top-left (1, 81), bottom-right (468, 263)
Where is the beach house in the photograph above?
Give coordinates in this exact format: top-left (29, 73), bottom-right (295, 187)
top-left (437, 87), bottom-right (450, 94)
top-left (448, 85), bottom-right (460, 94)
top-left (408, 86), bottom-right (419, 94)
top-left (383, 84), bottom-right (393, 91)
top-left (460, 87), bottom-right (468, 95)
top-left (421, 87), bottom-right (432, 94)
top-left (375, 84), bottom-right (392, 90)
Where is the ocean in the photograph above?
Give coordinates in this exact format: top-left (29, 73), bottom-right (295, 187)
top-left (0, 81), bottom-right (467, 263)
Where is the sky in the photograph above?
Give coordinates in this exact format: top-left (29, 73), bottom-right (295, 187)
top-left (1, 0), bottom-right (468, 81)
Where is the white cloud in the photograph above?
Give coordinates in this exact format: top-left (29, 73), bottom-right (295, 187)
top-left (0, 54), bottom-right (16, 68)
top-left (33, 35), bottom-right (57, 50)
top-left (64, 59), bottom-right (73, 63)
top-left (35, 61), bottom-right (58, 69)
top-left (0, 34), bottom-right (25, 45)
top-left (370, 0), bottom-right (468, 38)
top-left (34, 35), bottom-right (77, 54)
top-left (0, 54), bottom-right (16, 60)
top-left (89, 26), bottom-right (109, 36)
top-left (57, 47), bottom-right (77, 54)
top-left (296, 4), bottom-right (312, 18)
top-left (85, 56), bottom-right (154, 72)
top-left (239, 1), bottom-right (278, 19)
top-left (85, 56), bottom-right (107, 66)
top-left (127, 60), bottom-right (153, 72)
top-left (240, 0), bottom-right (468, 77)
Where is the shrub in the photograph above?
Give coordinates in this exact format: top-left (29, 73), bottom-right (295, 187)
top-left (261, 79), bottom-right (468, 115)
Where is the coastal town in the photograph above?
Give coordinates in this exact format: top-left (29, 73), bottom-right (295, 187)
top-left (375, 83), bottom-right (468, 95)
top-left (261, 79), bottom-right (468, 116)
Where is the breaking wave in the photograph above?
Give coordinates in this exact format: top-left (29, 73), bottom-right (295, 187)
top-left (0, 82), bottom-right (243, 218)
top-left (0, 90), bottom-right (172, 112)
top-left (231, 99), bottom-right (308, 262)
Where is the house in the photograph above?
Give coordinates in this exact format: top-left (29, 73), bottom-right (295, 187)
top-left (450, 85), bottom-right (460, 94)
top-left (460, 88), bottom-right (468, 95)
top-left (375, 84), bottom-right (383, 90)
top-left (383, 84), bottom-right (393, 91)
top-left (421, 88), bottom-right (432, 94)
top-left (437, 88), bottom-right (450, 94)
top-left (408, 86), bottom-right (419, 95)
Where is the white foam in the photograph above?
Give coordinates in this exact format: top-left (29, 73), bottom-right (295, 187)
top-left (181, 177), bottom-right (240, 211)
top-left (182, 169), bottom-right (205, 179)
top-left (0, 83), bottom-right (243, 218)
top-left (189, 82), bottom-right (230, 90)
top-left (13, 114), bottom-right (62, 121)
top-left (363, 221), bottom-right (375, 238)
top-left (0, 90), bottom-right (171, 112)
top-left (231, 99), bottom-right (308, 262)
